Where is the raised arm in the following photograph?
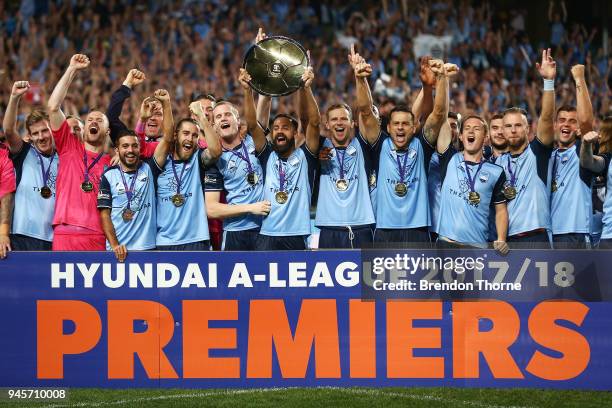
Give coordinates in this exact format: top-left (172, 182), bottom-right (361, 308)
top-left (571, 64), bottom-right (594, 134)
top-left (189, 100), bottom-right (221, 167)
top-left (413, 56), bottom-right (435, 129)
top-left (47, 54), bottom-right (90, 131)
top-left (436, 120), bottom-right (452, 154)
top-left (252, 28), bottom-right (272, 129)
top-left (151, 89), bottom-right (174, 167)
top-left (579, 130), bottom-right (606, 173)
top-left (535, 48), bottom-right (556, 147)
top-left (256, 95), bottom-right (272, 132)
top-left (107, 69), bottom-right (146, 143)
top-left (238, 68), bottom-right (267, 152)
top-left (300, 66), bottom-right (321, 154)
top-left (350, 45), bottom-right (380, 144)
top-left (3, 81), bottom-right (30, 153)
top-left (422, 60), bottom-right (451, 146)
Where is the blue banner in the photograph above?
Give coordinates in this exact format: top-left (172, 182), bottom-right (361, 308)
top-left (0, 250), bottom-right (611, 390)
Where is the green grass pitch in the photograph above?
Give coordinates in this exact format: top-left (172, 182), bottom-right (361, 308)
top-left (0, 387), bottom-right (611, 408)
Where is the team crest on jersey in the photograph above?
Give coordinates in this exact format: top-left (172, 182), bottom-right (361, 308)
top-left (226, 157), bottom-right (239, 171)
top-left (479, 171), bottom-right (489, 182)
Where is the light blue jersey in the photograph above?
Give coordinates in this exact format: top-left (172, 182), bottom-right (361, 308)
top-left (98, 159), bottom-right (160, 250)
top-left (428, 152), bottom-right (441, 233)
top-left (374, 131), bottom-right (433, 229)
top-left (495, 139), bottom-right (553, 236)
top-left (156, 150), bottom-right (210, 245)
top-left (315, 134), bottom-right (375, 227)
top-left (260, 144), bottom-right (317, 236)
top-left (437, 149), bottom-right (507, 245)
top-left (204, 135), bottom-right (264, 231)
top-left (600, 154), bottom-right (612, 239)
top-left (548, 140), bottom-right (593, 235)
top-left (11, 143), bottom-right (58, 241)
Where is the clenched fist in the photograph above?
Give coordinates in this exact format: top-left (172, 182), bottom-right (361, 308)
top-left (153, 89), bottom-right (170, 103)
top-left (571, 64), bottom-right (585, 80)
top-left (69, 54), bottom-right (90, 70)
top-left (11, 81), bottom-right (30, 97)
top-left (582, 130), bottom-right (599, 144)
top-left (124, 69), bottom-right (146, 88)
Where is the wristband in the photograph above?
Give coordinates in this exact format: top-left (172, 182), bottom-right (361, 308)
top-left (543, 79), bottom-right (555, 91)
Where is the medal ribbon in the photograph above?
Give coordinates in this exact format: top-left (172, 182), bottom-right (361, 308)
top-left (506, 155), bottom-right (517, 187)
top-left (464, 160), bottom-right (484, 193)
top-left (33, 148), bottom-right (55, 188)
top-left (395, 149), bottom-right (417, 184)
top-left (119, 167), bottom-right (139, 210)
top-left (278, 159), bottom-right (286, 193)
top-left (335, 148), bottom-right (346, 180)
top-left (83, 150), bottom-right (104, 183)
top-left (170, 156), bottom-right (187, 195)
top-left (224, 142), bottom-right (254, 174)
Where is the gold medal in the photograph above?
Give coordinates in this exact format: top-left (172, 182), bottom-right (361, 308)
top-left (81, 181), bottom-right (94, 192)
top-left (551, 180), bottom-right (558, 192)
top-left (40, 186), bottom-right (52, 199)
top-left (122, 208), bottom-right (135, 222)
top-left (369, 173), bottom-right (376, 188)
top-left (503, 185), bottom-right (517, 200)
top-left (336, 178), bottom-right (348, 191)
top-left (395, 182), bottom-right (408, 197)
top-left (468, 191), bottom-right (481, 205)
top-left (247, 172), bottom-right (258, 185)
top-left (171, 193), bottom-right (185, 207)
top-left (275, 191), bottom-right (288, 204)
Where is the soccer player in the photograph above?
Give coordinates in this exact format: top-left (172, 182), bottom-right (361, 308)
top-left (547, 64), bottom-right (595, 249)
top-left (3, 81), bottom-right (59, 250)
top-left (580, 125), bottom-right (612, 248)
top-left (47, 54), bottom-right (112, 250)
top-left (190, 93), bottom-right (226, 251)
top-left (256, 66), bottom-right (320, 250)
top-left (436, 115), bottom-right (509, 253)
top-left (204, 69), bottom-right (270, 250)
top-left (107, 69), bottom-right (159, 158)
top-left (429, 111), bottom-right (460, 240)
top-left (66, 115), bottom-right (84, 141)
top-left (486, 113), bottom-right (508, 161)
top-left (495, 50), bottom-right (557, 248)
top-left (112, 70), bottom-right (165, 144)
top-left (314, 46), bottom-right (377, 248)
top-left (0, 143), bottom-right (16, 258)
top-left (371, 60), bottom-right (454, 246)
top-left (98, 89), bottom-right (174, 261)
top-left (155, 104), bottom-right (221, 250)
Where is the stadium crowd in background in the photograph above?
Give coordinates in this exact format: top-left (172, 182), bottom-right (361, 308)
top-left (0, 0), bottom-right (611, 260)
top-left (0, 0), bottom-right (609, 125)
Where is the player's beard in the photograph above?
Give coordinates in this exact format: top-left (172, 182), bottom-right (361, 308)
top-left (491, 136), bottom-right (508, 151)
